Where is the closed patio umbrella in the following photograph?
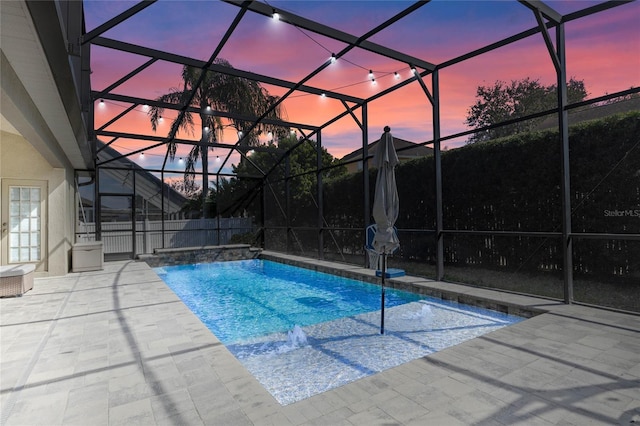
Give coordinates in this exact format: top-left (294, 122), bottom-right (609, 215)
top-left (372, 125), bottom-right (399, 334)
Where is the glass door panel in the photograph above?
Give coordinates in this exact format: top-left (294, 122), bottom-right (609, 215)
top-left (8, 186), bottom-right (41, 262)
top-left (1, 179), bottom-right (46, 271)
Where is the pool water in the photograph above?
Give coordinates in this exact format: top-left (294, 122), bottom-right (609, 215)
top-left (154, 259), bottom-right (421, 343)
top-left (155, 259), bottom-right (524, 405)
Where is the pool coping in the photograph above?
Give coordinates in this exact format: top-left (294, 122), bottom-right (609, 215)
top-left (259, 251), bottom-right (547, 319)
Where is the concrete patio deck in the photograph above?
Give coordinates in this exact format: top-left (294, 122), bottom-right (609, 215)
top-left (1, 255), bottom-right (638, 425)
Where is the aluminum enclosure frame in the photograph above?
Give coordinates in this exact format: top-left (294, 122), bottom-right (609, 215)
top-left (82, 0), bottom-right (638, 305)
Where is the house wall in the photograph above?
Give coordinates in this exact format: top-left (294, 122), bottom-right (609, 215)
top-left (1, 130), bottom-right (74, 276)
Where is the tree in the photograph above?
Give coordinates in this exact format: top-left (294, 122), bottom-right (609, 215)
top-left (465, 77), bottom-right (588, 143)
top-left (168, 179), bottom-right (213, 218)
top-left (169, 178), bottom-right (199, 199)
top-left (148, 59), bottom-right (286, 216)
top-left (600, 89), bottom-right (640, 105)
top-left (235, 135), bottom-right (346, 197)
top-left (217, 135), bottom-right (347, 221)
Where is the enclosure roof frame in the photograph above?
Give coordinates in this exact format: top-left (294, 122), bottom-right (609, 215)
top-left (85, 0), bottom-right (634, 182)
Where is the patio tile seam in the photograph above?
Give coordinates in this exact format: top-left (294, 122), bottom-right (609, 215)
top-left (0, 274), bottom-right (81, 425)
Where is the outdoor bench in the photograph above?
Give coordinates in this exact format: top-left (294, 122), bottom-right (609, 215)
top-left (0, 264), bottom-right (35, 297)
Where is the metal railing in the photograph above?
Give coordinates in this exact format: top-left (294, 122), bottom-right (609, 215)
top-left (76, 217), bottom-right (253, 256)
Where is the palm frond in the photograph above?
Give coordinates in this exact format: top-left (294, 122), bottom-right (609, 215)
top-left (149, 90), bottom-right (186, 131)
top-left (183, 144), bottom-right (199, 188)
top-left (150, 60), bottom-right (285, 188)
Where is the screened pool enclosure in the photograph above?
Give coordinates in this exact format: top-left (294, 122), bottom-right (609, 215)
top-left (78, 1), bottom-right (639, 312)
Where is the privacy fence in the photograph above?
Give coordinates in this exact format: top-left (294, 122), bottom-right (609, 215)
top-left (77, 217), bottom-right (254, 257)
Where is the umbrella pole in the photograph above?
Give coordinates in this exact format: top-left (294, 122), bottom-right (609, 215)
top-left (381, 252), bottom-right (386, 334)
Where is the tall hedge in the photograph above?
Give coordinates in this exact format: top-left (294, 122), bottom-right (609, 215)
top-left (321, 111), bottom-right (639, 282)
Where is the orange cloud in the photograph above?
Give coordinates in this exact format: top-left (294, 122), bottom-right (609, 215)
top-left (89, 0), bottom-right (638, 161)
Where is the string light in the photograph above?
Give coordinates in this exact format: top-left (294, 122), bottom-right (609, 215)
top-left (97, 103), bottom-right (236, 163)
top-left (98, 24), bottom-right (417, 126)
top-left (278, 5), bottom-right (415, 96)
top-left (108, 141), bottom-right (182, 161)
top-left (258, 10), bottom-right (421, 99)
top-left (272, 8), bottom-right (279, 20)
top-left (289, 64), bottom-right (418, 100)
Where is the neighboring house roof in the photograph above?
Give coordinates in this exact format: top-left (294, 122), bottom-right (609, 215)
top-left (80, 197), bottom-right (94, 208)
top-left (536, 97), bottom-right (640, 130)
top-left (341, 136), bottom-right (433, 164)
top-left (97, 140), bottom-right (188, 213)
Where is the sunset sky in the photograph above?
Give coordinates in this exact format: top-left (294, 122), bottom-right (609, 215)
top-left (85, 0), bottom-right (640, 176)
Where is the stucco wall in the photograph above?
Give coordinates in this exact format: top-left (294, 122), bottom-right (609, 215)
top-left (1, 130), bottom-right (74, 276)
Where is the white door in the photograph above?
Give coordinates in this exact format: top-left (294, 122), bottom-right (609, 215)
top-left (1, 179), bottom-right (47, 271)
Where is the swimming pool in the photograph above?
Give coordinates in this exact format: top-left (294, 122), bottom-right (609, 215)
top-left (155, 259), bottom-right (421, 343)
top-left (155, 259), bottom-right (524, 405)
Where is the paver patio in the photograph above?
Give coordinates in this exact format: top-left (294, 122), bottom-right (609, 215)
top-left (1, 254), bottom-right (639, 425)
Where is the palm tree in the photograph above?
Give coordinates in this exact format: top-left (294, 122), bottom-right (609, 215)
top-left (148, 59), bottom-right (286, 216)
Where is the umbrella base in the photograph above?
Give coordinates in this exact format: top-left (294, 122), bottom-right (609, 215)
top-left (375, 268), bottom-right (405, 278)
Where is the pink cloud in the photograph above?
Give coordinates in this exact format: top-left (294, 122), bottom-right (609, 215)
top-left (88, 0), bottom-right (638, 160)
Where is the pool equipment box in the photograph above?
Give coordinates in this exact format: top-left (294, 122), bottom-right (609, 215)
top-left (72, 241), bottom-right (103, 272)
